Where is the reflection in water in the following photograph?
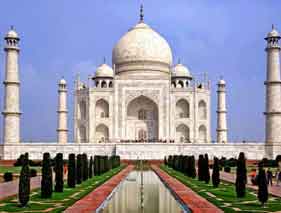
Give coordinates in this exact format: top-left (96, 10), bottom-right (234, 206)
top-left (101, 170), bottom-right (187, 213)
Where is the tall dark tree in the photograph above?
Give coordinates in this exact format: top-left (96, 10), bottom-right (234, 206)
top-left (235, 152), bottom-right (247, 198)
top-left (190, 156), bottom-right (197, 178)
top-left (76, 154), bottom-right (82, 184)
top-left (41, 152), bottom-right (53, 198)
top-left (94, 155), bottom-right (100, 176)
top-left (257, 166), bottom-right (268, 206)
top-left (204, 154), bottom-right (210, 184)
top-left (18, 153), bottom-right (30, 207)
top-left (54, 153), bottom-right (64, 192)
top-left (89, 156), bottom-right (93, 178)
top-left (212, 157), bottom-right (220, 187)
top-left (198, 154), bottom-right (204, 181)
top-left (82, 153), bottom-right (89, 181)
top-left (67, 154), bottom-right (76, 188)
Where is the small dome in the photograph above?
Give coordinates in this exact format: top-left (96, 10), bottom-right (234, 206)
top-left (5, 27), bottom-right (19, 39)
top-left (218, 79), bottom-right (226, 85)
top-left (59, 78), bottom-right (67, 85)
top-left (172, 63), bottom-right (192, 78)
top-left (266, 25), bottom-right (280, 38)
top-left (95, 63), bottom-right (114, 77)
top-left (112, 21), bottom-right (173, 67)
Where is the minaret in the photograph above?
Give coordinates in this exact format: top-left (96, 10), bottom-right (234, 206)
top-left (2, 26), bottom-right (21, 144)
top-left (57, 78), bottom-right (68, 144)
top-left (216, 78), bottom-right (228, 143)
top-left (265, 25), bottom-right (281, 153)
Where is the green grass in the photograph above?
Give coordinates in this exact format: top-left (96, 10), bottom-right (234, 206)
top-left (161, 165), bottom-right (281, 213)
top-left (0, 165), bottom-right (125, 213)
top-left (0, 166), bottom-right (41, 174)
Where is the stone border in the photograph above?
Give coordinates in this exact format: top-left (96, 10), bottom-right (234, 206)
top-left (151, 165), bottom-right (223, 213)
top-left (65, 165), bottom-right (134, 212)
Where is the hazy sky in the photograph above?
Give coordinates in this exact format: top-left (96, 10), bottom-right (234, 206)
top-left (0, 1), bottom-right (280, 143)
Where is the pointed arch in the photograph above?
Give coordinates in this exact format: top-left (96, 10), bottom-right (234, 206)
top-left (79, 125), bottom-right (87, 143)
top-left (101, 80), bottom-right (107, 88)
top-left (176, 124), bottom-right (190, 143)
top-left (176, 99), bottom-right (190, 118)
top-left (96, 99), bottom-right (109, 118)
top-left (198, 100), bottom-right (207, 120)
top-left (199, 125), bottom-right (207, 143)
top-left (96, 124), bottom-right (109, 143)
top-left (79, 100), bottom-right (87, 120)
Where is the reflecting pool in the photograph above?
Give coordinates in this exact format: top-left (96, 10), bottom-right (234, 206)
top-left (99, 170), bottom-right (189, 213)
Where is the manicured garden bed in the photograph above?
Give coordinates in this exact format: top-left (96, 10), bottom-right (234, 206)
top-left (0, 166), bottom-right (41, 174)
top-left (161, 165), bottom-right (281, 213)
top-left (0, 165), bottom-right (124, 213)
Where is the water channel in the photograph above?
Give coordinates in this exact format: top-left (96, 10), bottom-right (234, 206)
top-left (99, 168), bottom-right (189, 213)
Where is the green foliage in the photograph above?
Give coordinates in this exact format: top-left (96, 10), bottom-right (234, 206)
top-left (198, 154), bottom-right (204, 181)
top-left (235, 152), bottom-right (247, 198)
top-left (54, 153), bottom-right (64, 192)
top-left (190, 156), bottom-right (196, 178)
top-left (19, 153), bottom-right (30, 207)
top-left (67, 154), bottom-right (76, 188)
top-left (76, 154), bottom-right (82, 184)
top-left (224, 166), bottom-right (231, 173)
top-left (89, 156), bottom-right (93, 178)
top-left (257, 166), bottom-right (268, 206)
top-left (82, 153), bottom-right (89, 181)
top-left (30, 169), bottom-right (37, 177)
top-left (212, 157), bottom-right (220, 187)
top-left (204, 154), bottom-right (210, 184)
top-left (41, 152), bottom-right (53, 198)
top-left (3, 172), bottom-right (13, 182)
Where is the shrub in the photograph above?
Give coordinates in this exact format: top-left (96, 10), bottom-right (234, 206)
top-left (54, 153), bottom-right (64, 192)
top-left (67, 154), bottom-right (76, 188)
top-left (257, 166), bottom-right (268, 206)
top-left (198, 154), bottom-right (204, 181)
top-left (204, 154), bottom-right (210, 184)
top-left (19, 153), bottom-right (30, 207)
top-left (235, 152), bottom-right (247, 198)
top-left (89, 156), bottom-right (93, 178)
top-left (41, 152), bottom-right (53, 198)
top-left (3, 172), bottom-right (13, 182)
top-left (190, 156), bottom-right (196, 178)
top-left (94, 155), bottom-right (100, 176)
top-left (212, 157), bottom-right (220, 187)
top-left (164, 156), bottom-right (167, 165)
top-left (30, 169), bottom-right (37, 177)
top-left (224, 166), bottom-right (231, 173)
top-left (82, 153), bottom-right (88, 181)
top-left (76, 154), bottom-right (82, 184)
top-left (14, 154), bottom-right (25, 166)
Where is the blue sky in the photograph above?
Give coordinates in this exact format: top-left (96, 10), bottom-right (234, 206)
top-left (0, 1), bottom-right (280, 142)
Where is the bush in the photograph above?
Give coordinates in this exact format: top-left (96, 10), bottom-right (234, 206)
top-left (204, 154), bottom-right (210, 184)
top-left (54, 153), bottom-right (64, 192)
top-left (4, 172), bottom-right (13, 182)
top-left (41, 152), bottom-right (53, 198)
top-left (94, 155), bottom-right (100, 176)
top-left (67, 154), bottom-right (76, 188)
top-left (14, 154), bottom-right (25, 166)
top-left (76, 154), bottom-right (82, 184)
top-left (257, 166), bottom-right (268, 206)
top-left (224, 166), bottom-right (231, 173)
top-left (198, 154), bottom-right (204, 181)
top-left (235, 152), bottom-right (247, 198)
top-left (190, 156), bottom-right (196, 178)
top-left (212, 157), bottom-right (220, 187)
top-left (30, 169), bottom-right (37, 177)
top-left (82, 153), bottom-right (89, 181)
top-left (19, 153), bottom-right (30, 207)
top-left (89, 156), bottom-right (93, 178)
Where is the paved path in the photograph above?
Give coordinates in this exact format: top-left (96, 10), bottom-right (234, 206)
top-left (0, 176), bottom-right (41, 201)
top-left (152, 165), bottom-right (223, 213)
top-left (219, 170), bottom-right (281, 197)
top-left (65, 165), bottom-right (134, 213)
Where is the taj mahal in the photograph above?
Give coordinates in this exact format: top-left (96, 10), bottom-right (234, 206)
top-left (1, 8), bottom-right (281, 160)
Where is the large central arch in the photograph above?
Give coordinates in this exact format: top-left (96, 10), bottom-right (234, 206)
top-left (126, 95), bottom-right (158, 141)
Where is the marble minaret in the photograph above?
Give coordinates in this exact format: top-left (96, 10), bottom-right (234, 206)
top-left (216, 78), bottom-right (228, 143)
top-left (57, 78), bottom-right (68, 144)
top-left (265, 25), bottom-right (281, 156)
top-left (2, 27), bottom-right (21, 144)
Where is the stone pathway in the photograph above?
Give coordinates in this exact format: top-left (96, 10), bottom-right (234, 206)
top-left (0, 176), bottom-right (41, 201)
top-left (152, 165), bottom-right (223, 213)
top-left (65, 165), bottom-right (134, 212)
top-left (219, 170), bottom-right (281, 197)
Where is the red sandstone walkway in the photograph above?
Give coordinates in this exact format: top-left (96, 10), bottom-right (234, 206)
top-left (65, 165), bottom-right (134, 213)
top-left (151, 165), bottom-right (223, 213)
top-left (219, 170), bottom-right (281, 197)
top-left (0, 176), bottom-right (41, 201)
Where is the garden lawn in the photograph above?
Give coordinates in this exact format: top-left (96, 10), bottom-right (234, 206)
top-left (0, 166), bottom-right (41, 174)
top-left (161, 165), bottom-right (281, 213)
top-left (0, 165), bottom-right (125, 213)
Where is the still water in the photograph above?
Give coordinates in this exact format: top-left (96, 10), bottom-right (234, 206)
top-left (100, 170), bottom-right (188, 213)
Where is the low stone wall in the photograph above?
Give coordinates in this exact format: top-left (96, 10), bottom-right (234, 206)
top-left (0, 142), bottom-right (279, 160)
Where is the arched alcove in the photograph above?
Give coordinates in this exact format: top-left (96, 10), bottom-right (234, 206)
top-left (199, 125), bottom-right (207, 143)
top-left (96, 99), bottom-right (109, 118)
top-left (198, 100), bottom-right (207, 120)
top-left (79, 125), bottom-right (87, 143)
top-left (176, 124), bottom-right (190, 143)
top-left (79, 100), bottom-right (87, 120)
top-left (96, 124), bottom-right (109, 143)
top-left (176, 99), bottom-right (190, 118)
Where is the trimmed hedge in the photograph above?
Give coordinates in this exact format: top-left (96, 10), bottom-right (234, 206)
top-left (19, 153), bottom-right (30, 207)
top-left (3, 172), bottom-right (13, 182)
top-left (41, 152), bottom-right (53, 198)
top-left (67, 154), bottom-right (76, 188)
top-left (54, 153), bottom-right (64, 192)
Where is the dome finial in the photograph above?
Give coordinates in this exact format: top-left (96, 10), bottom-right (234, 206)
top-left (178, 58), bottom-right (181, 64)
top-left (103, 56), bottom-right (106, 64)
top-left (10, 25), bottom-right (14, 30)
top-left (272, 24), bottom-right (275, 30)
top-left (140, 4), bottom-right (144, 22)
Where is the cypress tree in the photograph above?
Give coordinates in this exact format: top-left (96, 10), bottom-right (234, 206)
top-left (67, 153), bottom-right (76, 188)
top-left (164, 156), bottom-right (167, 165)
top-left (235, 152), bottom-right (247, 198)
top-left (76, 154), bottom-right (82, 184)
top-left (54, 153), bottom-right (64, 192)
top-left (212, 157), bottom-right (220, 187)
top-left (168, 155), bottom-right (172, 167)
top-left (82, 153), bottom-right (88, 181)
top-left (257, 166), bottom-right (268, 206)
top-left (94, 155), bottom-right (100, 176)
top-left (198, 154), bottom-right (204, 181)
top-left (18, 153), bottom-right (30, 207)
top-left (183, 156), bottom-right (189, 176)
top-left (89, 156), bottom-right (93, 178)
top-left (190, 156), bottom-right (196, 178)
top-left (41, 152), bottom-right (53, 198)
top-left (204, 154), bottom-right (210, 184)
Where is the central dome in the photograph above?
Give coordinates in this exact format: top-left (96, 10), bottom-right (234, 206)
top-left (112, 21), bottom-right (173, 75)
